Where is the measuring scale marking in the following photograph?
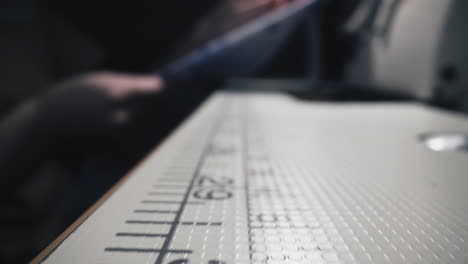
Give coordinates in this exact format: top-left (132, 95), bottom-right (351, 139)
top-left (39, 93), bottom-right (468, 263)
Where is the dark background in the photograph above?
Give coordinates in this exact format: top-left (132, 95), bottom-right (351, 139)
top-left (0, 0), bottom-right (362, 263)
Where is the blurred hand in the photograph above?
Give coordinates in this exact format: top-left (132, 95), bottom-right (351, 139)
top-left (37, 72), bottom-right (164, 141)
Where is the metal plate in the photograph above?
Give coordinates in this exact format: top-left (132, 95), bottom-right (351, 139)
top-left (40, 92), bottom-right (468, 263)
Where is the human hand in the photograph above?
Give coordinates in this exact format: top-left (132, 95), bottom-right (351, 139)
top-left (37, 72), bottom-right (164, 142)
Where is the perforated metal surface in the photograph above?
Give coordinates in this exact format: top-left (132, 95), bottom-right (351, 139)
top-left (40, 92), bottom-right (468, 263)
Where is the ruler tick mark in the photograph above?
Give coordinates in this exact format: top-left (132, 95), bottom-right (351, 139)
top-left (116, 233), bottom-right (168, 237)
top-left (126, 220), bottom-right (222, 226)
top-left (147, 192), bottom-right (185, 196)
top-left (105, 248), bottom-right (192, 254)
top-left (133, 210), bottom-right (178, 214)
top-left (153, 184), bottom-right (187, 188)
top-left (141, 200), bottom-right (204, 205)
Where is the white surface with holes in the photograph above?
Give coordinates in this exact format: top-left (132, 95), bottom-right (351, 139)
top-left (41, 92), bottom-right (468, 263)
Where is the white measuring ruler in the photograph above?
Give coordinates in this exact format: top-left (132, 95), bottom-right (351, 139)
top-left (34, 92), bottom-right (468, 263)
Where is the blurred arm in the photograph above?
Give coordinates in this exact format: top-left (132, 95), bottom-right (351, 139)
top-left (0, 72), bottom-right (163, 200)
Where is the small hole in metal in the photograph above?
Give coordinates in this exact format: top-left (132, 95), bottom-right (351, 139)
top-left (439, 64), bottom-right (458, 84)
top-left (419, 133), bottom-right (468, 152)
